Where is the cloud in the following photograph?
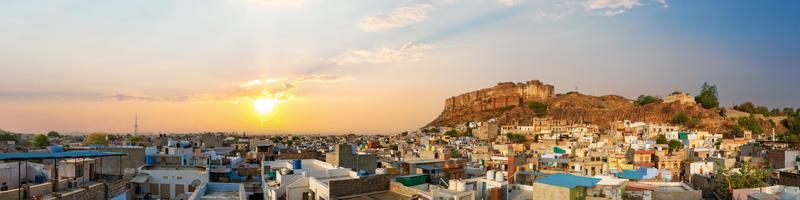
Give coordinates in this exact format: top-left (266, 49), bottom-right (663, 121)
top-left (331, 43), bottom-right (433, 66)
top-left (101, 74), bottom-right (350, 104)
top-left (360, 4), bottom-right (435, 32)
top-left (581, 0), bottom-right (666, 16)
top-left (235, 0), bottom-right (305, 7)
top-left (498, 0), bottom-right (524, 6)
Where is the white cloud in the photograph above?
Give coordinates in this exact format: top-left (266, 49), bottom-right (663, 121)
top-left (331, 43), bottom-right (433, 66)
top-left (107, 74), bottom-right (350, 103)
top-left (585, 0), bottom-right (641, 10)
top-left (235, 0), bottom-right (305, 7)
top-left (581, 0), bottom-right (666, 16)
top-left (498, 0), bottom-right (524, 6)
top-left (360, 4), bottom-right (435, 32)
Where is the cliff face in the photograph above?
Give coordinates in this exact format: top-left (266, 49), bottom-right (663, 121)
top-left (427, 80), bottom-right (731, 133)
top-left (435, 80), bottom-right (553, 124)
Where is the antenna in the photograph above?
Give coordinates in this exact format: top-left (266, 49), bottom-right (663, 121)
top-left (135, 114), bottom-right (139, 136)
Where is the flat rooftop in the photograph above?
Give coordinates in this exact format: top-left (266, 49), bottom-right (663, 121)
top-left (200, 190), bottom-right (240, 200)
top-left (142, 166), bottom-right (207, 172)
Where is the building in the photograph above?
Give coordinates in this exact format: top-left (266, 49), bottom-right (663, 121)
top-left (326, 144), bottom-right (377, 173)
top-left (262, 159), bottom-right (395, 200)
top-left (187, 182), bottom-right (246, 200)
top-left (134, 165), bottom-right (210, 199)
top-left (532, 173), bottom-right (600, 200)
top-left (663, 92), bottom-right (696, 104)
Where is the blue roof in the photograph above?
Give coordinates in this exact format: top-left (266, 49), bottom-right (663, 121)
top-left (0, 151), bottom-right (127, 160)
top-left (615, 170), bottom-right (645, 180)
top-left (536, 173), bottom-right (600, 189)
top-left (416, 165), bottom-right (443, 171)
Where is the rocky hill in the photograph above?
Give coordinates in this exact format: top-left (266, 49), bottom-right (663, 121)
top-left (427, 80), bottom-right (742, 134)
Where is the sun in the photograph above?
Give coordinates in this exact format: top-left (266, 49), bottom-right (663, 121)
top-left (253, 98), bottom-right (279, 114)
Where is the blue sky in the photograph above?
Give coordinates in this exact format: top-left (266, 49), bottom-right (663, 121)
top-left (0, 0), bottom-right (798, 134)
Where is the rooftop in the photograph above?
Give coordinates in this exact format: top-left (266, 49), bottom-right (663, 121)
top-left (0, 151), bottom-right (127, 161)
top-left (536, 173), bottom-right (600, 189)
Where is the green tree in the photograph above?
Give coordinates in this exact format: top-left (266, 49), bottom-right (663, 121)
top-left (47, 131), bottom-right (60, 138)
top-left (695, 82), bottom-right (719, 109)
top-left (505, 133), bottom-right (526, 143)
top-left (526, 102), bottom-right (548, 117)
top-left (738, 115), bottom-right (763, 134)
top-left (464, 128), bottom-right (473, 137)
top-left (655, 134), bottom-right (668, 144)
top-left (715, 163), bottom-right (769, 199)
top-left (126, 135), bottom-right (144, 145)
top-left (667, 139), bottom-right (683, 153)
top-left (444, 130), bottom-right (459, 137)
top-left (32, 134), bottom-right (50, 147)
top-left (635, 95), bottom-right (660, 106)
top-left (450, 148), bottom-right (461, 158)
top-left (670, 112), bottom-right (701, 128)
top-left (82, 132), bottom-right (110, 146)
top-left (671, 112), bottom-right (690, 125)
top-left (0, 129), bottom-right (21, 143)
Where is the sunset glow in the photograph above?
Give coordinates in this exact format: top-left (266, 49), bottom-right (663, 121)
top-left (253, 98), bottom-right (279, 114)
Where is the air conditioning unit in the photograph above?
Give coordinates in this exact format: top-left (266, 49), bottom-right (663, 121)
top-left (68, 180), bottom-right (80, 189)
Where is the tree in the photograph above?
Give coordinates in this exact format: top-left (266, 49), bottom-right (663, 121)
top-left (635, 95), bottom-right (661, 106)
top-left (667, 139), bottom-right (683, 153)
top-left (738, 115), bottom-right (763, 134)
top-left (47, 131), bottom-right (60, 138)
top-left (655, 134), bottom-right (668, 144)
top-left (733, 102), bottom-right (756, 113)
top-left (83, 133), bottom-right (110, 146)
top-left (505, 133), bottom-right (526, 143)
top-left (444, 130), bottom-right (459, 137)
top-left (32, 134), bottom-right (50, 147)
top-left (715, 163), bottom-right (769, 199)
top-left (670, 112), bottom-right (690, 125)
top-left (695, 82), bottom-right (719, 109)
top-left (0, 129), bottom-right (21, 143)
top-left (670, 112), bottom-right (701, 129)
top-left (527, 102), bottom-right (548, 117)
top-left (464, 128), bottom-right (474, 137)
top-left (450, 148), bottom-right (461, 158)
top-left (126, 135), bottom-right (144, 145)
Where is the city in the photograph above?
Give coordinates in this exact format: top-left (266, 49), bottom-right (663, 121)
top-left (1, 1), bottom-right (799, 200)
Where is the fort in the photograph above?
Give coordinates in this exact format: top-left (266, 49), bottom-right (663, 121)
top-left (443, 80), bottom-right (554, 113)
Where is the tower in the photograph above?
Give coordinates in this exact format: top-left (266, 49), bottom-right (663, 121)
top-left (134, 115), bottom-right (139, 136)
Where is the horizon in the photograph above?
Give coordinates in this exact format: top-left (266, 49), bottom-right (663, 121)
top-left (1, 0), bottom-right (799, 134)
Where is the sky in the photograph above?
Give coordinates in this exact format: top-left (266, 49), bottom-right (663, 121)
top-left (1, 0), bottom-right (798, 135)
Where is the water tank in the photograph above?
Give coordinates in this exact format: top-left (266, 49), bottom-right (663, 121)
top-left (486, 170), bottom-right (495, 180)
top-left (375, 168), bottom-right (387, 175)
top-left (34, 174), bottom-right (46, 184)
top-left (145, 155), bottom-right (154, 166)
top-left (456, 181), bottom-right (467, 192)
top-left (145, 146), bottom-right (158, 155)
top-left (448, 180), bottom-right (457, 190)
top-left (292, 159), bottom-right (302, 169)
top-left (357, 170), bottom-right (370, 176)
top-left (495, 171), bottom-right (504, 182)
top-left (783, 187), bottom-right (800, 200)
top-left (48, 146), bottom-right (64, 153)
top-left (167, 140), bottom-right (177, 147)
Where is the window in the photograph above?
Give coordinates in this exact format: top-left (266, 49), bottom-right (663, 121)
top-left (75, 163), bottom-right (84, 177)
top-left (177, 176), bottom-right (183, 180)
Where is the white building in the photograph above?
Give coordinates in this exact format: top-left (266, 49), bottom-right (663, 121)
top-left (134, 165), bottom-right (210, 199)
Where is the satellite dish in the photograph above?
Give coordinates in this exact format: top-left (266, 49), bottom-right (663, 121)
top-left (191, 179), bottom-right (202, 187)
top-left (175, 193), bottom-right (190, 200)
